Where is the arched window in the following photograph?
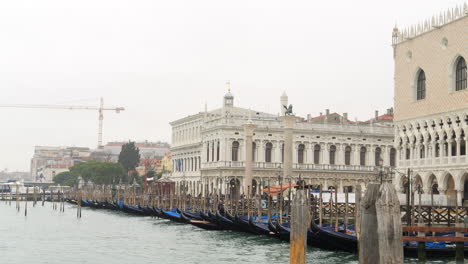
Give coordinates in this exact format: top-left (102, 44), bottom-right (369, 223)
top-left (390, 148), bottom-right (396, 167)
top-left (420, 145), bottom-right (425, 159)
top-left (216, 141), bottom-right (220, 161)
top-left (375, 147), bottom-right (382, 166)
top-left (329, 145), bottom-right (336, 165)
top-left (232, 141), bottom-right (239, 161)
top-left (417, 70), bottom-right (426, 100)
top-left (298, 144), bottom-right (305, 164)
top-left (344, 146), bottom-right (351, 165)
top-left (211, 141), bottom-right (215, 161)
top-left (406, 148), bottom-right (410, 159)
top-left (252, 142), bottom-right (256, 162)
top-left (206, 142), bottom-right (210, 162)
top-left (281, 143), bottom-right (284, 163)
top-left (314, 144), bottom-right (320, 164)
top-left (265, 142), bottom-right (273, 163)
top-left (360, 147), bottom-right (366, 166)
top-left (455, 57), bottom-right (467, 91)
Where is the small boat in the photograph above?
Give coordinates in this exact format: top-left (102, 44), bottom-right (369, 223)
top-left (122, 204), bottom-right (146, 216)
top-left (215, 211), bottom-right (242, 231)
top-left (162, 210), bottom-right (186, 223)
top-left (310, 220), bottom-right (357, 252)
top-left (248, 217), bottom-right (276, 236)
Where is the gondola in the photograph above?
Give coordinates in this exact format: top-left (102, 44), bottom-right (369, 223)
top-left (310, 220), bottom-right (357, 252)
top-left (215, 211), bottom-right (243, 231)
top-left (275, 221), bottom-right (291, 242)
top-left (182, 211), bottom-right (204, 220)
top-left (248, 217), bottom-right (276, 236)
top-left (162, 210), bottom-right (186, 223)
top-left (122, 204), bottom-right (146, 216)
top-left (183, 211), bottom-right (224, 231)
top-left (404, 241), bottom-right (468, 258)
top-left (234, 215), bottom-right (253, 233)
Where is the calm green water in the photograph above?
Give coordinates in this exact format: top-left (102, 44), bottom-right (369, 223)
top-left (0, 202), bottom-right (457, 263)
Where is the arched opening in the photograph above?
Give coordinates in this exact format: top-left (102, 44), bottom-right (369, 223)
top-left (314, 144), bottom-right (320, 164)
top-left (455, 56), bottom-right (467, 91)
top-left (251, 179), bottom-right (258, 196)
top-left (329, 145), bottom-right (336, 165)
top-left (390, 148), bottom-right (396, 167)
top-left (416, 69), bottom-right (426, 100)
top-left (281, 143), bottom-right (284, 163)
top-left (360, 147), bottom-right (366, 166)
top-left (462, 173), bottom-right (468, 206)
top-left (401, 176), bottom-right (409, 194)
top-left (374, 147), bottom-right (382, 165)
top-left (414, 175), bottom-right (423, 193)
top-left (265, 142), bottom-right (273, 163)
top-left (445, 173), bottom-right (456, 206)
top-left (211, 141), bottom-right (215, 161)
top-left (216, 141), bottom-right (220, 161)
top-left (344, 146), bottom-right (351, 165)
top-left (229, 178), bottom-right (240, 200)
top-left (298, 144), bottom-right (305, 164)
top-left (206, 142), bottom-right (210, 162)
top-left (428, 174), bottom-right (439, 194)
top-left (435, 134), bottom-right (440, 157)
top-left (461, 130), bottom-right (466, 156)
top-left (252, 142), bottom-right (257, 162)
top-left (232, 141), bottom-right (239, 161)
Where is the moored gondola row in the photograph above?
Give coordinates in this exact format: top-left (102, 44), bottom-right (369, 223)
top-left (65, 197), bottom-right (468, 259)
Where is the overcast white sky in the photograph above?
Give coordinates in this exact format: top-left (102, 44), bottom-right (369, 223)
top-left (0, 0), bottom-right (465, 171)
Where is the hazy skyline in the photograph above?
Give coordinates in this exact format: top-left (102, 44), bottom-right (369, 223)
top-left (0, 0), bottom-right (465, 171)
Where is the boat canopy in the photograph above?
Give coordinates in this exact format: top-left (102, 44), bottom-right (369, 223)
top-left (262, 184), bottom-right (298, 196)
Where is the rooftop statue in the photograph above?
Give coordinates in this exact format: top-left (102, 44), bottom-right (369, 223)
top-left (283, 104), bottom-right (293, 116)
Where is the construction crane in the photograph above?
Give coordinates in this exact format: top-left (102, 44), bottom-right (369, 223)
top-left (0, 97), bottom-right (124, 148)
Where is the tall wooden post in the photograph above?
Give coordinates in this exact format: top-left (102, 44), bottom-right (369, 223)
top-left (289, 190), bottom-right (309, 264)
top-left (360, 183), bottom-right (403, 264)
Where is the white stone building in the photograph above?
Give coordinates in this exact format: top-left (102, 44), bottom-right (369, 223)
top-left (170, 91), bottom-right (395, 195)
top-left (392, 4), bottom-right (468, 205)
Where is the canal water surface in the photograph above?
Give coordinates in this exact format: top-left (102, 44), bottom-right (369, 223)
top-left (0, 202), bottom-right (456, 263)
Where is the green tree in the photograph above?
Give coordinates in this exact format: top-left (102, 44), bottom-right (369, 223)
top-left (118, 141), bottom-right (141, 182)
top-left (53, 171), bottom-right (78, 186)
top-left (70, 161), bottom-right (98, 184)
top-left (91, 162), bottom-right (125, 185)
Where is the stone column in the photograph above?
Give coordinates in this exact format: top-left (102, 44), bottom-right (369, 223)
top-left (281, 115), bottom-right (295, 180)
top-left (259, 140), bottom-right (265, 162)
top-left (273, 141), bottom-right (280, 163)
top-left (353, 145), bottom-right (360, 166)
top-left (243, 122), bottom-right (257, 193)
top-left (322, 143), bottom-right (329, 165)
top-left (383, 146), bottom-right (390, 166)
top-left (219, 138), bottom-right (225, 162)
top-left (306, 142), bottom-right (313, 164)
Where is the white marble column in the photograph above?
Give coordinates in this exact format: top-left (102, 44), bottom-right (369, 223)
top-left (353, 145), bottom-right (360, 165)
top-left (322, 143), bottom-right (329, 165)
top-left (306, 142), bottom-right (313, 164)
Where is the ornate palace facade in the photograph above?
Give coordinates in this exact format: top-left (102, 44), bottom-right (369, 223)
top-left (169, 91), bottom-right (395, 195)
top-left (392, 4), bottom-right (468, 205)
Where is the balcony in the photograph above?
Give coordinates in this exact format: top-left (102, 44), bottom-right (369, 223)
top-left (201, 161), bottom-right (375, 173)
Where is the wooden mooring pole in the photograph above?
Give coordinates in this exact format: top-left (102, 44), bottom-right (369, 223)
top-left (359, 183), bottom-right (403, 264)
top-left (289, 190), bottom-right (309, 264)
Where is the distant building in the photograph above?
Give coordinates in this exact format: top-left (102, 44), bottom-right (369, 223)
top-left (30, 146), bottom-right (91, 182)
top-left (169, 90), bottom-right (395, 196)
top-left (0, 170), bottom-right (30, 182)
top-left (161, 152), bottom-right (172, 173)
top-left (392, 4), bottom-right (467, 205)
top-left (95, 141), bottom-right (170, 163)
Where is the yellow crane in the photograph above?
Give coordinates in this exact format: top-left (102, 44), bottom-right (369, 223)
top-left (0, 97), bottom-right (124, 148)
